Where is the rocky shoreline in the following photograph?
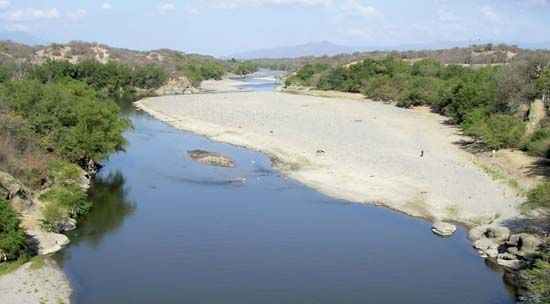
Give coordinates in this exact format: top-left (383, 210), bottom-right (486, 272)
top-left (0, 168), bottom-right (91, 303)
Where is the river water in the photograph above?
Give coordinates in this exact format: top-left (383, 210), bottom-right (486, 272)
top-left (56, 71), bottom-right (516, 303)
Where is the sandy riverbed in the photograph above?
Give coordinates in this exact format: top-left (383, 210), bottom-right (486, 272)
top-left (136, 81), bottom-right (523, 225)
top-left (0, 258), bottom-right (71, 304)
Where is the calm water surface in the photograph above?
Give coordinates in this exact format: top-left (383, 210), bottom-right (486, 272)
top-left (56, 72), bottom-right (515, 303)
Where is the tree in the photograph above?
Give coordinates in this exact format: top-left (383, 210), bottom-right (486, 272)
top-left (0, 80), bottom-right (130, 165)
top-left (462, 113), bottom-right (526, 149)
top-left (0, 198), bottom-right (27, 261)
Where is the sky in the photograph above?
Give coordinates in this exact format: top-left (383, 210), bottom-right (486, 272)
top-left (0, 0), bottom-right (549, 56)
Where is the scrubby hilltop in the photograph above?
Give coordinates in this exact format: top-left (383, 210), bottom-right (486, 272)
top-left (0, 40), bottom-right (259, 94)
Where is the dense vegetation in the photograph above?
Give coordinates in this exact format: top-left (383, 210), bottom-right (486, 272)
top-left (254, 43), bottom-right (540, 72)
top-left (0, 60), bottom-right (134, 261)
top-left (0, 198), bottom-right (27, 262)
top-left (29, 59), bottom-right (168, 95)
top-left (521, 251), bottom-right (550, 303)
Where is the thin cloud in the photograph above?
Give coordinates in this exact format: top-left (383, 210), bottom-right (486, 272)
top-left (67, 9), bottom-right (87, 20)
top-left (1, 8), bottom-right (60, 21)
top-left (209, 0), bottom-right (379, 17)
top-left (0, 0), bottom-right (10, 10)
top-left (5, 23), bottom-right (30, 32)
top-left (159, 3), bottom-right (176, 13)
top-left (101, 3), bottom-right (113, 10)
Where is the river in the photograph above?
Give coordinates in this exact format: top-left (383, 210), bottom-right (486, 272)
top-left (55, 71), bottom-right (516, 303)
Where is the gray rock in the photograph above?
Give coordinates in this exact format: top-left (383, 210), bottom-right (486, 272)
top-left (497, 258), bottom-right (523, 270)
top-left (473, 237), bottom-right (500, 257)
top-left (188, 150), bottom-right (236, 168)
top-left (507, 233), bottom-right (542, 253)
top-left (432, 222), bottom-right (456, 236)
top-left (519, 234), bottom-right (543, 253)
top-left (486, 227), bottom-right (511, 242)
top-left (498, 252), bottom-right (518, 261)
top-left (61, 218), bottom-right (77, 232)
top-left (468, 225), bottom-right (490, 240)
top-left (27, 230), bottom-right (70, 255)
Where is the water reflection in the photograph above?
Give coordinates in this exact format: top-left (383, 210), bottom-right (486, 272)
top-left (65, 172), bottom-right (136, 248)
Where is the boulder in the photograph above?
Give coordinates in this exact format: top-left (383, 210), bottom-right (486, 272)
top-left (432, 222), bottom-right (457, 236)
top-left (486, 226), bottom-right (511, 242)
top-left (473, 237), bottom-right (500, 258)
top-left (61, 218), bottom-right (77, 232)
top-left (507, 233), bottom-right (543, 253)
top-left (27, 230), bottom-right (70, 255)
top-left (497, 258), bottom-right (522, 270)
top-left (468, 225), bottom-right (490, 240)
top-left (188, 150), bottom-right (236, 168)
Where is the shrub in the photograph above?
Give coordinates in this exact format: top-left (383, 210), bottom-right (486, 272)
top-left (462, 113), bottom-right (525, 149)
top-left (523, 182), bottom-right (550, 211)
top-left (522, 251), bottom-right (550, 303)
top-left (525, 128), bottom-right (550, 158)
top-left (0, 80), bottom-right (131, 164)
top-left (40, 185), bottom-right (91, 231)
top-left (47, 160), bottom-right (82, 185)
top-left (0, 198), bottom-right (27, 261)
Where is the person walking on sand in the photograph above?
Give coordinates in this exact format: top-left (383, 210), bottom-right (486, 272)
top-left (420, 150), bottom-right (424, 157)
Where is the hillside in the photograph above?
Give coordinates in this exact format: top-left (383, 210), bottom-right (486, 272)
top-left (0, 40), bottom-right (258, 94)
top-left (253, 43), bottom-right (549, 72)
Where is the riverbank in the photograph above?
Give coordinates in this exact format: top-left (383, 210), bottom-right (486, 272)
top-left (0, 257), bottom-right (71, 304)
top-left (135, 87), bottom-right (524, 226)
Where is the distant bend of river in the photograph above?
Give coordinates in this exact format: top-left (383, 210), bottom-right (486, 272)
top-left (55, 70), bottom-right (516, 304)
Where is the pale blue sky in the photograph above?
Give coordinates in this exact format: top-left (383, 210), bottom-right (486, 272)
top-left (1, 0), bottom-right (549, 56)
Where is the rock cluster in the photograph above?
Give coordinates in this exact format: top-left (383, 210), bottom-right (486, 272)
top-left (471, 226), bottom-right (543, 270)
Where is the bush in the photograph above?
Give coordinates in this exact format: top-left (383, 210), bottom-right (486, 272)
top-left (0, 198), bottom-right (27, 261)
top-left (40, 185), bottom-right (91, 231)
top-left (29, 59), bottom-right (168, 93)
top-left (233, 62), bottom-right (258, 75)
top-left (523, 182), bottom-right (550, 211)
top-left (522, 251), bottom-right (550, 303)
top-left (0, 113), bottom-right (49, 189)
top-left (0, 80), bottom-right (131, 164)
top-left (47, 160), bottom-right (82, 185)
top-left (525, 128), bottom-right (550, 158)
top-left (462, 113), bottom-right (526, 149)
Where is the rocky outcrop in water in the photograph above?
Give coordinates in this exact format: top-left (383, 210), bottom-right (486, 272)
top-left (188, 150), bottom-right (236, 168)
top-left (471, 225), bottom-right (543, 270)
top-left (432, 222), bottom-right (457, 236)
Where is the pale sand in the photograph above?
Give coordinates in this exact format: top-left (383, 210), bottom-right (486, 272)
top-left (200, 78), bottom-right (248, 92)
top-left (0, 258), bottom-right (71, 304)
top-left (135, 91), bottom-right (523, 225)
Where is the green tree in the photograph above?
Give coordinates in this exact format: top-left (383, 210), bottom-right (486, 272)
top-left (0, 198), bottom-right (27, 261)
top-left (463, 113), bottom-right (526, 149)
top-left (0, 80), bottom-right (130, 165)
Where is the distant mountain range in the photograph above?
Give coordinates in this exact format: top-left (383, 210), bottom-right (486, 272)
top-left (0, 31), bottom-right (48, 46)
top-left (225, 40), bottom-right (550, 60)
top-left (224, 41), bottom-right (365, 60)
